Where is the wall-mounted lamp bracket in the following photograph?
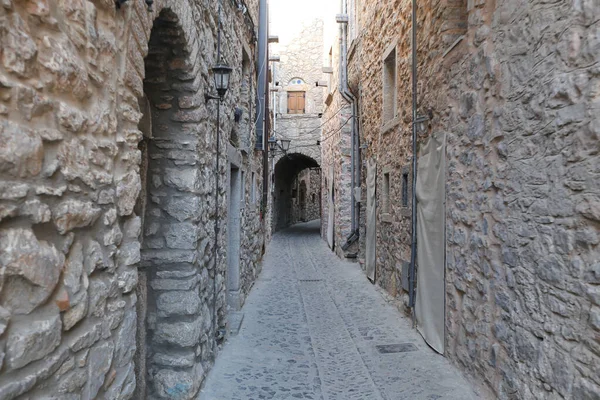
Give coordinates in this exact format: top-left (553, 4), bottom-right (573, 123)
top-left (205, 93), bottom-right (221, 103)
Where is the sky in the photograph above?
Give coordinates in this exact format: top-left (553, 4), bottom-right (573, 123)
top-left (269, 0), bottom-right (339, 50)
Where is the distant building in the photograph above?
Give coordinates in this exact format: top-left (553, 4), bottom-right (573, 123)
top-left (270, 20), bottom-right (324, 231)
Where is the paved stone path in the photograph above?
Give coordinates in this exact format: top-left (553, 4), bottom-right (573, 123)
top-left (200, 220), bottom-right (478, 400)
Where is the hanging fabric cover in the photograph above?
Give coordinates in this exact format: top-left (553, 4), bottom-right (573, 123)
top-left (415, 132), bottom-right (446, 354)
top-left (366, 159), bottom-right (377, 282)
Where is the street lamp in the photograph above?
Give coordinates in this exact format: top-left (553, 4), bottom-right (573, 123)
top-left (206, 64), bottom-right (233, 102)
top-left (279, 139), bottom-right (291, 152)
top-left (212, 64), bottom-right (233, 99)
top-left (268, 136), bottom-right (278, 152)
top-left (268, 138), bottom-right (292, 156)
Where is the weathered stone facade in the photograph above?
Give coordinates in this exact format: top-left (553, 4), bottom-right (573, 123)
top-left (0, 0), bottom-right (265, 398)
top-left (291, 168), bottom-right (321, 223)
top-left (321, 23), bottom-right (355, 256)
top-left (271, 19), bottom-right (324, 231)
top-left (324, 0), bottom-right (600, 398)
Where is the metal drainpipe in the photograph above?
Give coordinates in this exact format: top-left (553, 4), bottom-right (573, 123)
top-left (408, 0), bottom-right (418, 314)
top-left (212, 0), bottom-right (222, 341)
top-left (263, 15), bottom-right (270, 220)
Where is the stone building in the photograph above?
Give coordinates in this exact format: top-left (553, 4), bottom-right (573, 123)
top-left (270, 19), bottom-right (324, 231)
top-left (323, 0), bottom-right (600, 399)
top-left (0, 0), bottom-right (266, 398)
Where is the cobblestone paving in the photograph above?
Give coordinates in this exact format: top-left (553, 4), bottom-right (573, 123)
top-left (200, 221), bottom-right (478, 400)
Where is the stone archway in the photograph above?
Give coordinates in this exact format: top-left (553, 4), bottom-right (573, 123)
top-left (132, 6), bottom-right (213, 399)
top-left (273, 153), bottom-right (320, 231)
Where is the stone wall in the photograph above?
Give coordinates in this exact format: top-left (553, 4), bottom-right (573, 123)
top-left (334, 0), bottom-right (600, 398)
top-left (0, 0), bottom-right (264, 399)
top-left (271, 19), bottom-right (324, 232)
top-left (321, 22), bottom-right (356, 257)
top-left (291, 168), bottom-right (321, 223)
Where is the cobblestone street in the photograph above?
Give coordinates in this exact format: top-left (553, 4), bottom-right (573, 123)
top-left (200, 220), bottom-right (478, 400)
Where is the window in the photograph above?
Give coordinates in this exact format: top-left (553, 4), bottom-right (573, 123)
top-left (383, 172), bottom-right (390, 213)
top-left (289, 78), bottom-right (305, 85)
top-left (402, 172), bottom-right (409, 207)
top-left (382, 46), bottom-right (397, 123)
top-left (287, 91), bottom-right (305, 114)
top-left (251, 172), bottom-right (256, 204)
top-left (240, 171), bottom-right (246, 207)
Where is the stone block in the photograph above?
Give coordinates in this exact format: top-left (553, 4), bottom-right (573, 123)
top-left (19, 199), bottom-right (52, 223)
top-left (88, 277), bottom-right (110, 317)
top-left (6, 314), bottom-right (61, 370)
top-left (117, 267), bottom-right (138, 293)
top-left (164, 222), bottom-right (198, 249)
top-left (152, 350), bottom-right (196, 368)
top-left (156, 290), bottom-right (201, 317)
top-left (163, 196), bottom-right (201, 222)
top-left (590, 306), bottom-right (600, 331)
top-left (52, 199), bottom-right (101, 235)
top-left (57, 138), bottom-right (94, 187)
top-left (117, 241), bottom-right (141, 267)
top-left (573, 377), bottom-right (600, 400)
top-left (63, 290), bottom-right (88, 331)
top-left (116, 171), bottom-right (141, 217)
top-left (38, 35), bottom-right (90, 100)
top-left (68, 322), bottom-right (103, 353)
top-left (64, 241), bottom-right (84, 296)
top-left (153, 363), bottom-right (204, 400)
top-left (153, 315), bottom-right (204, 347)
top-left (82, 340), bottom-right (115, 399)
top-left (0, 120), bottom-right (43, 178)
top-left (0, 181), bottom-right (29, 200)
top-left (164, 167), bottom-right (199, 192)
top-left (0, 13), bottom-right (37, 77)
top-left (0, 228), bottom-right (64, 314)
top-left (114, 308), bottom-right (136, 368)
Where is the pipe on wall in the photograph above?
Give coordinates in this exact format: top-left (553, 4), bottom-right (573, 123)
top-left (408, 0), bottom-right (418, 312)
top-left (258, 0), bottom-right (269, 219)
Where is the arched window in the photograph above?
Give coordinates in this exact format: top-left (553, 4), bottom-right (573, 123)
top-left (289, 78), bottom-right (305, 85)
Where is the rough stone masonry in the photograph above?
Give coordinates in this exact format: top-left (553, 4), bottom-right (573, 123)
top-left (0, 0), bottom-right (265, 399)
top-left (271, 19), bottom-right (324, 232)
top-left (323, 0), bottom-right (600, 398)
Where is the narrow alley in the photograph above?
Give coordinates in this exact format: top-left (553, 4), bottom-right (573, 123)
top-left (200, 220), bottom-right (477, 400)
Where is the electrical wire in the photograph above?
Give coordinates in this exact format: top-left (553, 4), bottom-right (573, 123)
top-left (286, 115), bottom-right (355, 150)
top-left (271, 105), bottom-right (346, 137)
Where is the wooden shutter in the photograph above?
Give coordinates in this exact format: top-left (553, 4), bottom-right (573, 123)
top-left (287, 91), bottom-right (305, 114)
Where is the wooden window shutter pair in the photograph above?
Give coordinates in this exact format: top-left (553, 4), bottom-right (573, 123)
top-left (287, 91), bottom-right (305, 114)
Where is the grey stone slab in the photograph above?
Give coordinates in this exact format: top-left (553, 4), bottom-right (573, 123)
top-left (200, 220), bottom-right (478, 400)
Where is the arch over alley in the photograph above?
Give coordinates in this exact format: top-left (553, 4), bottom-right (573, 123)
top-left (272, 152), bottom-right (321, 232)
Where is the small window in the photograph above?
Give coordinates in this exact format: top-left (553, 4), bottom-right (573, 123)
top-left (289, 78), bottom-right (305, 85)
top-left (383, 172), bottom-right (390, 213)
top-left (251, 172), bottom-right (256, 204)
top-left (287, 91), bottom-right (305, 114)
top-left (312, 193), bottom-right (316, 203)
top-left (383, 47), bottom-right (397, 123)
top-left (240, 171), bottom-right (246, 207)
top-left (402, 172), bottom-right (409, 207)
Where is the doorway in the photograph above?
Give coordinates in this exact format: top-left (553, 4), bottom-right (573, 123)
top-left (227, 166), bottom-right (242, 310)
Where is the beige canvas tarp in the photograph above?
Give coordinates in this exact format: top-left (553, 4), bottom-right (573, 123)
top-left (366, 159), bottom-right (377, 282)
top-left (415, 132), bottom-right (446, 354)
